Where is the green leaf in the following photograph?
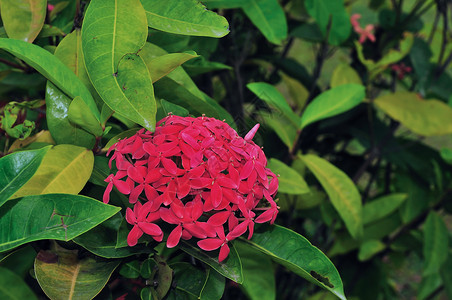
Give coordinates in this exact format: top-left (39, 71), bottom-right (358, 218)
top-left (160, 99), bottom-right (189, 118)
top-left (357, 240), bottom-right (386, 261)
top-left (0, 0), bottom-right (46, 43)
top-left (363, 194), bottom-right (407, 225)
top-left (0, 267), bottom-right (38, 299)
top-left (304, 0), bottom-right (351, 45)
top-left (179, 240), bottom-right (243, 284)
top-left (81, 0), bottom-right (156, 131)
top-left (247, 82), bottom-right (300, 128)
top-left (423, 212), bottom-right (449, 276)
top-left (0, 146), bottom-right (49, 207)
top-left (440, 148), bottom-right (452, 165)
top-left (154, 255), bottom-right (173, 299)
top-left (374, 92), bottom-right (452, 136)
top-left (200, 268), bottom-right (225, 300)
top-left (302, 154), bottom-right (363, 239)
top-left (0, 38), bottom-right (100, 121)
top-left (171, 262), bottom-right (207, 298)
top-left (330, 64), bottom-right (362, 88)
top-left (46, 82), bottom-right (96, 148)
top-left (119, 261), bottom-right (141, 278)
top-left (266, 158), bottom-right (309, 195)
top-left (13, 145), bottom-right (94, 198)
top-left (103, 128), bottom-right (140, 152)
top-left (147, 52), bottom-right (198, 83)
top-left (140, 0), bottom-right (229, 37)
top-left (242, 224), bottom-right (346, 300)
top-left (300, 84), bottom-right (365, 130)
top-left (68, 96), bottom-right (103, 137)
top-left (0, 245), bottom-right (36, 278)
top-left (0, 194), bottom-right (120, 252)
top-left (235, 241), bottom-right (275, 300)
top-left (440, 252), bottom-right (452, 299)
top-left (73, 213), bottom-right (152, 259)
top-left (45, 30), bottom-right (98, 148)
top-left (258, 111), bottom-right (297, 148)
top-left (242, 0), bottom-right (288, 45)
top-left (183, 56), bottom-right (232, 77)
top-left (34, 244), bottom-right (120, 300)
top-left (202, 0), bottom-right (244, 9)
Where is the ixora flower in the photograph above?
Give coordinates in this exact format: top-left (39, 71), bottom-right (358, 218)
top-left (350, 14), bottom-right (376, 44)
top-left (104, 115), bottom-right (279, 262)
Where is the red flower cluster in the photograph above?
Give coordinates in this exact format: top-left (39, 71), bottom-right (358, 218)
top-left (391, 62), bottom-right (412, 80)
top-left (104, 115), bottom-right (279, 261)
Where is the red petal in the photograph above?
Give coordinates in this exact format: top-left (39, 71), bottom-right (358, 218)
top-left (144, 185), bottom-right (159, 202)
top-left (218, 243), bottom-right (230, 262)
top-left (159, 208), bottom-right (180, 224)
top-left (184, 223), bottom-right (206, 239)
top-left (171, 202), bottom-right (185, 219)
top-left (138, 222), bottom-right (163, 236)
top-left (103, 182), bottom-right (113, 204)
top-left (127, 166), bottom-right (145, 183)
top-left (247, 222), bottom-right (254, 239)
top-left (208, 211), bottom-right (230, 227)
top-left (197, 238), bottom-right (223, 251)
top-left (197, 222), bottom-right (216, 237)
top-left (145, 168), bottom-right (162, 183)
top-left (217, 176), bottom-right (237, 189)
top-left (244, 124), bottom-right (259, 141)
top-left (161, 157), bottom-right (178, 175)
top-left (227, 221), bottom-right (248, 240)
top-left (127, 225), bottom-right (143, 247)
top-left (211, 182), bottom-right (222, 208)
top-left (255, 209), bottom-right (275, 223)
top-left (240, 160), bottom-right (254, 180)
top-left (129, 184), bottom-right (144, 204)
top-left (114, 179), bottom-right (132, 194)
top-left (181, 132), bottom-right (200, 150)
top-left (167, 225), bottom-right (183, 248)
top-left (125, 207), bottom-right (136, 225)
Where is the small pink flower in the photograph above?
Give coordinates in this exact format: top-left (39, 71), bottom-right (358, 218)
top-left (47, 4), bottom-right (55, 12)
top-left (350, 14), bottom-right (376, 44)
top-left (391, 62), bottom-right (412, 80)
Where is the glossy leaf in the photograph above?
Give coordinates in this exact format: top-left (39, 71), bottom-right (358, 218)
top-left (423, 212), bottom-right (448, 276)
top-left (363, 194), bottom-right (407, 225)
top-left (171, 262), bottom-right (208, 298)
top-left (300, 84), bottom-right (365, 130)
top-left (45, 30), bottom-right (98, 148)
top-left (147, 52), bottom-right (198, 83)
top-left (73, 213), bottom-right (152, 259)
top-left (242, 224), bottom-right (346, 300)
top-left (35, 245), bottom-right (120, 300)
top-left (68, 96), bottom-right (103, 137)
top-left (0, 194), bottom-right (120, 252)
top-left (235, 241), bottom-right (275, 300)
top-left (0, 0), bottom-right (46, 43)
top-left (302, 154), bottom-right (363, 239)
top-left (247, 82), bottom-right (300, 128)
top-left (330, 64), bottom-right (362, 88)
top-left (13, 145), bottom-right (94, 198)
top-left (140, 0), bottom-right (229, 37)
top-left (258, 111), bottom-right (297, 148)
top-left (200, 268), bottom-right (225, 300)
top-left (8, 130), bottom-right (55, 152)
top-left (81, 0), bottom-right (156, 131)
top-left (374, 92), bottom-right (452, 136)
top-left (179, 240), bottom-right (243, 284)
top-left (267, 158), bottom-right (309, 195)
top-left (0, 245), bottom-right (36, 278)
top-left (0, 38), bottom-right (100, 121)
top-left (0, 146), bottom-right (49, 207)
top-left (304, 0), bottom-right (351, 45)
top-left (0, 267), bottom-right (37, 299)
top-left (154, 255), bottom-right (173, 299)
top-left (242, 0), bottom-right (288, 45)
